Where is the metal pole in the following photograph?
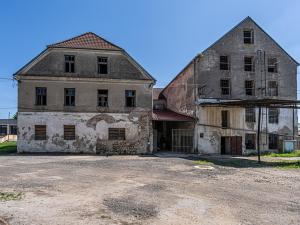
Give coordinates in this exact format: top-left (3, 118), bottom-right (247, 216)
top-left (257, 107), bottom-right (262, 163)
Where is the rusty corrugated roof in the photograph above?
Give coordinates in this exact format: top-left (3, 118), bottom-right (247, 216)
top-left (152, 110), bottom-right (195, 122)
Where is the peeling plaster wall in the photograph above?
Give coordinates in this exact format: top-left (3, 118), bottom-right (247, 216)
top-left (18, 110), bottom-right (152, 154)
top-left (196, 106), bottom-right (297, 155)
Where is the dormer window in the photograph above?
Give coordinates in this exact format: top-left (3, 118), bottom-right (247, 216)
top-left (65, 55), bottom-right (75, 73)
top-left (98, 57), bottom-right (108, 74)
top-left (243, 29), bottom-right (254, 44)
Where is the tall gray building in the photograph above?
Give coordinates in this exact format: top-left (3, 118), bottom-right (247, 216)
top-left (15, 32), bottom-right (155, 154)
top-left (160, 17), bottom-right (298, 155)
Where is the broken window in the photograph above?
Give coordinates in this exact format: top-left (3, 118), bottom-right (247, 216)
top-left (269, 134), bottom-right (278, 149)
top-left (64, 125), bottom-right (75, 140)
top-left (220, 79), bottom-right (230, 95)
top-left (243, 29), bottom-right (254, 44)
top-left (221, 110), bottom-right (229, 128)
top-left (268, 108), bottom-right (279, 124)
top-left (35, 125), bottom-right (46, 140)
top-left (65, 55), bottom-right (75, 73)
top-left (245, 133), bottom-right (256, 149)
top-left (220, 55), bottom-right (230, 70)
top-left (98, 57), bottom-right (108, 74)
top-left (198, 86), bottom-right (206, 96)
top-left (268, 58), bottom-right (278, 73)
top-left (98, 89), bottom-right (108, 107)
top-left (244, 56), bottom-right (254, 72)
top-left (125, 90), bottom-right (136, 107)
top-left (245, 80), bottom-right (255, 96)
top-left (268, 81), bottom-right (278, 96)
top-left (64, 88), bottom-right (75, 106)
top-left (245, 108), bottom-right (256, 123)
top-left (36, 87), bottom-right (47, 106)
top-left (108, 128), bottom-right (125, 140)
top-left (0, 125), bottom-right (7, 135)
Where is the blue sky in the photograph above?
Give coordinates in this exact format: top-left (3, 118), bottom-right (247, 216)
top-left (0, 0), bottom-right (299, 118)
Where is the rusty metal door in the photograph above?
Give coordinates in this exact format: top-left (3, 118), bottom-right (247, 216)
top-left (172, 129), bottom-right (194, 153)
top-left (230, 136), bottom-right (242, 155)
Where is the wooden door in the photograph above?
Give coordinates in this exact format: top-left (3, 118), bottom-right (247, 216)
top-left (230, 136), bottom-right (242, 155)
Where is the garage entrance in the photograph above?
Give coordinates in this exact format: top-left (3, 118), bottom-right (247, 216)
top-left (221, 136), bottom-right (242, 155)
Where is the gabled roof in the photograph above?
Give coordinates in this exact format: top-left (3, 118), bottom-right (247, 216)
top-left (48, 32), bottom-right (122, 51)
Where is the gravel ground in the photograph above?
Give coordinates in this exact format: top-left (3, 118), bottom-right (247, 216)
top-left (0, 154), bottom-right (299, 225)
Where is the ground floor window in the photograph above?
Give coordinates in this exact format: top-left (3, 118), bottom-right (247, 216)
top-left (0, 125), bottom-right (7, 136)
top-left (64, 125), bottom-right (76, 140)
top-left (245, 133), bottom-right (256, 149)
top-left (108, 128), bottom-right (125, 140)
top-left (9, 125), bottom-right (17, 135)
top-left (35, 125), bottom-right (46, 140)
top-left (269, 134), bottom-right (278, 149)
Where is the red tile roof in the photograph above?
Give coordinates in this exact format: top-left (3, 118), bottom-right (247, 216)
top-left (152, 110), bottom-right (195, 122)
top-left (48, 32), bottom-right (122, 50)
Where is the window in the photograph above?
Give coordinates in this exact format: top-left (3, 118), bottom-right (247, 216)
top-left (36, 87), bottom-right (47, 106)
top-left (98, 57), bottom-right (108, 74)
top-left (243, 29), bottom-right (254, 44)
top-left (9, 125), bottom-right (17, 135)
top-left (125, 90), bottom-right (136, 107)
top-left (198, 86), bottom-right (206, 96)
top-left (245, 80), bottom-right (255, 96)
top-left (64, 88), bottom-right (75, 106)
top-left (221, 110), bottom-right (229, 128)
top-left (245, 108), bottom-right (256, 123)
top-left (35, 125), bottom-right (46, 140)
top-left (64, 125), bottom-right (75, 140)
top-left (268, 81), bottom-right (278, 96)
top-left (220, 79), bottom-right (230, 95)
top-left (269, 108), bottom-right (279, 124)
top-left (108, 128), bottom-right (125, 140)
top-left (245, 133), bottom-right (256, 149)
top-left (0, 125), bottom-right (7, 135)
top-left (65, 55), bottom-right (75, 73)
top-left (268, 58), bottom-right (278, 73)
top-left (244, 56), bottom-right (254, 72)
top-left (98, 89), bottom-right (108, 107)
top-left (269, 134), bottom-right (278, 149)
top-left (220, 56), bottom-right (230, 70)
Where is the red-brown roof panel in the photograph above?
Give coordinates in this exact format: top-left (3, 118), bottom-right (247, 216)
top-left (152, 110), bottom-right (195, 122)
top-left (48, 32), bottom-right (122, 50)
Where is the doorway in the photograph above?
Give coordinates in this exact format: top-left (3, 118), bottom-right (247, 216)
top-left (221, 136), bottom-right (242, 155)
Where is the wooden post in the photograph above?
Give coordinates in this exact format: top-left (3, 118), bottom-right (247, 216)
top-left (257, 107), bottom-right (262, 163)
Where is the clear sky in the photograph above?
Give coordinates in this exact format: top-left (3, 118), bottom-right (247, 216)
top-left (0, 0), bottom-right (299, 118)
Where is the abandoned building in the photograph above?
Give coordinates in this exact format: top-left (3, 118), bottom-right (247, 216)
top-left (15, 32), bottom-right (155, 154)
top-left (157, 16), bottom-right (299, 155)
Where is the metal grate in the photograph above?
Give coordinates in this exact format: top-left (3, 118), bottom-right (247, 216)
top-left (172, 129), bottom-right (194, 153)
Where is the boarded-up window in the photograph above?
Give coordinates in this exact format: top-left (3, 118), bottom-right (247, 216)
top-left (220, 56), bottom-right (229, 70)
top-left (268, 81), bottom-right (278, 96)
top-left (220, 79), bottom-right (230, 95)
top-left (269, 134), bottom-right (278, 149)
top-left (245, 133), bottom-right (256, 149)
top-left (245, 80), bottom-right (255, 96)
top-left (64, 125), bottom-right (75, 140)
top-left (244, 56), bottom-right (254, 72)
top-left (35, 125), bottom-right (46, 140)
top-left (221, 110), bottom-right (229, 128)
top-left (268, 58), bottom-right (278, 73)
top-left (269, 108), bottom-right (279, 124)
top-left (243, 29), bottom-right (254, 44)
top-left (36, 87), bottom-right (47, 106)
top-left (245, 108), bottom-right (256, 122)
top-left (108, 128), bottom-right (125, 140)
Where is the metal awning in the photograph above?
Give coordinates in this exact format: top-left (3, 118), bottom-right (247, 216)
top-left (152, 110), bottom-right (195, 122)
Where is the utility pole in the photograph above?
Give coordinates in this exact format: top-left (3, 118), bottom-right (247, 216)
top-left (257, 107), bottom-right (261, 163)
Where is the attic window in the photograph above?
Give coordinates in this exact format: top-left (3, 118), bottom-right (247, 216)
top-left (268, 58), bottom-right (278, 73)
top-left (243, 29), bottom-right (254, 44)
top-left (220, 55), bottom-right (230, 70)
top-left (98, 57), bottom-right (108, 74)
top-left (65, 55), bottom-right (75, 73)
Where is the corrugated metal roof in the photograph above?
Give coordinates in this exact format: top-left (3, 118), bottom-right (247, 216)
top-left (152, 110), bottom-right (194, 122)
top-left (0, 119), bottom-right (17, 125)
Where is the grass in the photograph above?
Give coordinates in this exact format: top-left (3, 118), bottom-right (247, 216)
top-left (194, 160), bottom-right (213, 165)
top-left (0, 141), bottom-right (17, 154)
top-left (0, 192), bottom-right (23, 201)
top-left (267, 150), bottom-right (300, 158)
